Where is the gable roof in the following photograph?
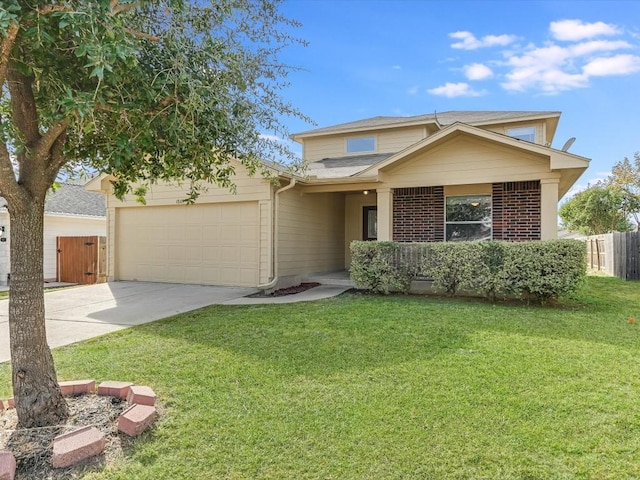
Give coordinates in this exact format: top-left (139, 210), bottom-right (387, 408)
top-left (292, 111), bottom-right (561, 140)
top-left (347, 122), bottom-right (589, 197)
top-left (44, 182), bottom-right (106, 217)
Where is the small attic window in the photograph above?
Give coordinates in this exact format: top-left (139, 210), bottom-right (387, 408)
top-left (346, 136), bottom-right (375, 153)
top-left (507, 127), bottom-right (536, 143)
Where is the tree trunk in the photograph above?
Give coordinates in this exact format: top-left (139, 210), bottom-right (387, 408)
top-left (9, 200), bottom-right (68, 427)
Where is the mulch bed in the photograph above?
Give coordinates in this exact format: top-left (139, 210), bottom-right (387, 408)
top-left (0, 395), bottom-right (132, 480)
top-left (248, 282), bottom-right (321, 298)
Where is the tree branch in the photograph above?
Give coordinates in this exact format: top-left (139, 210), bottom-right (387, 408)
top-left (123, 28), bottom-right (160, 42)
top-left (112, 2), bottom-right (142, 16)
top-left (0, 22), bottom-right (19, 87)
top-left (37, 5), bottom-right (70, 15)
top-left (34, 120), bottom-right (68, 164)
top-left (7, 67), bottom-right (41, 147)
top-left (45, 130), bottom-right (67, 182)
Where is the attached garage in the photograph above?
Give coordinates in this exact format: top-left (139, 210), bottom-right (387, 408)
top-left (116, 201), bottom-right (260, 286)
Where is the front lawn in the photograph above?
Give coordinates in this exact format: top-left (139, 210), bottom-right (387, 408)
top-left (1, 276), bottom-right (639, 479)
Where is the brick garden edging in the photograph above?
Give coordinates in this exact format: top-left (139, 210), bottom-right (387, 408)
top-left (0, 380), bottom-right (158, 476)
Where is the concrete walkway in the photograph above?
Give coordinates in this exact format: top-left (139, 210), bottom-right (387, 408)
top-left (0, 281), bottom-right (350, 363)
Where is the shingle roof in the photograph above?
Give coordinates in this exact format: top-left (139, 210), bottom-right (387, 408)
top-left (293, 111), bottom-right (560, 138)
top-left (307, 153), bottom-right (393, 178)
top-left (44, 182), bottom-right (106, 217)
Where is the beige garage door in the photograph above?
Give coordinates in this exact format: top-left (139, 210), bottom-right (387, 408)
top-left (116, 202), bottom-right (259, 286)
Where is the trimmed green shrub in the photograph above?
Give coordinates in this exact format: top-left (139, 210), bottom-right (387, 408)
top-left (499, 240), bottom-right (586, 302)
top-left (421, 242), bottom-right (485, 296)
top-left (350, 241), bottom-right (416, 294)
top-left (350, 239), bottom-right (586, 302)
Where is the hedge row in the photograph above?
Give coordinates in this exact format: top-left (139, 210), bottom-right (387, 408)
top-left (350, 240), bottom-right (587, 302)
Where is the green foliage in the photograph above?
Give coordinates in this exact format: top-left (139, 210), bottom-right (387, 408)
top-left (349, 241), bottom-right (416, 294)
top-left (559, 184), bottom-right (634, 235)
top-left (498, 240), bottom-right (586, 302)
top-left (608, 153), bottom-right (640, 229)
top-left (420, 242), bottom-right (483, 296)
top-left (350, 240), bottom-right (586, 302)
top-left (2, 0), bottom-right (308, 197)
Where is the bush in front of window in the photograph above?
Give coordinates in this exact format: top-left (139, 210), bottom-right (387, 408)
top-left (349, 241), bottom-right (416, 294)
top-left (349, 239), bottom-right (586, 301)
top-left (420, 242), bottom-right (484, 296)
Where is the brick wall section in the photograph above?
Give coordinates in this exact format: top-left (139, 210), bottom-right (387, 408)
top-left (492, 181), bottom-right (541, 241)
top-left (393, 186), bottom-right (444, 242)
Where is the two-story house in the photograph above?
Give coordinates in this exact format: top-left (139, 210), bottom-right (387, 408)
top-left (89, 111), bottom-right (590, 289)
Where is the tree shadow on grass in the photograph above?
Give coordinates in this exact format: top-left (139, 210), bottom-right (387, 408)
top-left (134, 276), bottom-right (640, 379)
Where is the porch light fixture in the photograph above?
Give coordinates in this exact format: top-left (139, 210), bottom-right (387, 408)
top-left (363, 190), bottom-right (369, 195)
top-left (470, 202), bottom-right (479, 207)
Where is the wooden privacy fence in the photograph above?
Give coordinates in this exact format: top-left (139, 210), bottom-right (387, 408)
top-left (585, 232), bottom-right (640, 280)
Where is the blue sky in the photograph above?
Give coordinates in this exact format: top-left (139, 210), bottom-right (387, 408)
top-left (276, 0), bottom-right (640, 197)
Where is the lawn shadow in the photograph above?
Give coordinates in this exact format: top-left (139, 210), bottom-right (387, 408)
top-left (79, 276), bottom-right (640, 382)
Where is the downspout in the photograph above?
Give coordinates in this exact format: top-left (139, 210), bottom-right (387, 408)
top-left (257, 178), bottom-right (296, 290)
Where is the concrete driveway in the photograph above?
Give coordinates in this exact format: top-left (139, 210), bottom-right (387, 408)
top-left (0, 282), bottom-right (256, 363)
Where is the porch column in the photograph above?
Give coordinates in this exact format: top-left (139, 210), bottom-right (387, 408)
top-left (377, 188), bottom-right (393, 241)
top-left (540, 178), bottom-right (559, 240)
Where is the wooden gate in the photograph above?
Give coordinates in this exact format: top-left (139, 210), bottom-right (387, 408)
top-left (57, 236), bottom-right (107, 284)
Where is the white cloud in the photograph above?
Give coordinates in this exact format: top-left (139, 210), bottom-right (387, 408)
top-left (464, 63), bottom-right (494, 80)
top-left (449, 31), bottom-right (516, 50)
top-left (550, 19), bottom-right (621, 41)
top-left (392, 65), bottom-right (402, 70)
top-left (406, 85), bottom-right (419, 95)
top-left (569, 40), bottom-right (631, 56)
top-left (501, 40), bottom-right (637, 93)
top-left (582, 54), bottom-right (640, 76)
top-left (427, 82), bottom-right (485, 97)
top-left (442, 19), bottom-right (640, 95)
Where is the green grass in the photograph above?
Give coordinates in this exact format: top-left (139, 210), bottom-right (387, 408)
top-left (2, 276), bottom-right (640, 479)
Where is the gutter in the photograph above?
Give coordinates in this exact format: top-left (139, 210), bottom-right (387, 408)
top-left (257, 178), bottom-right (296, 290)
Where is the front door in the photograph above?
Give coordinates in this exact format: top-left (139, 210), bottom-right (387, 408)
top-left (362, 206), bottom-right (377, 241)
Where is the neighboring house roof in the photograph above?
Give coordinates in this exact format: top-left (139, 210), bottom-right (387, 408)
top-left (292, 111), bottom-right (561, 139)
top-left (0, 182), bottom-right (106, 217)
top-left (45, 182), bottom-right (106, 217)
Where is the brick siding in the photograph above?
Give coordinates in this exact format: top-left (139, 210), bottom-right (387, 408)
top-left (492, 181), bottom-right (541, 241)
top-left (393, 186), bottom-right (444, 242)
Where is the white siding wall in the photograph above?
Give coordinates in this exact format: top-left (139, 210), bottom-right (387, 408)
top-left (0, 213), bottom-right (9, 284)
top-left (0, 213), bottom-right (106, 284)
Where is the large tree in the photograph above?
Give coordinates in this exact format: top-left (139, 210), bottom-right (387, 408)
top-left (559, 184), bottom-right (634, 235)
top-left (0, 0), bottom-right (306, 427)
top-left (608, 153), bottom-right (640, 230)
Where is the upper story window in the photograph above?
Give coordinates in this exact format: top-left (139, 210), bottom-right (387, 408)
top-left (346, 136), bottom-right (375, 153)
top-left (507, 126), bottom-right (536, 143)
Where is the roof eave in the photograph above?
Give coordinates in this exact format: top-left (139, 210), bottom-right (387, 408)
top-left (291, 118), bottom-right (440, 142)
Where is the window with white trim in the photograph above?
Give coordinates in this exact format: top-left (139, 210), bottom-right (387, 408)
top-left (445, 195), bottom-right (492, 242)
top-left (346, 136), bottom-right (375, 153)
top-left (507, 126), bottom-right (536, 143)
